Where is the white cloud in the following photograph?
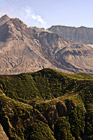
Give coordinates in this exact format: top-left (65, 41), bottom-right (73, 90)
top-left (25, 7), bottom-right (46, 27)
top-left (0, 6), bottom-right (47, 28)
top-left (25, 8), bottom-right (32, 17)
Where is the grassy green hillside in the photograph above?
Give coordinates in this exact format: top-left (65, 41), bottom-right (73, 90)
top-left (0, 68), bottom-right (93, 100)
top-left (0, 68), bottom-right (93, 140)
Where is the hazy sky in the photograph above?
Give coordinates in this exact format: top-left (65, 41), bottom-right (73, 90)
top-left (0, 0), bottom-right (93, 28)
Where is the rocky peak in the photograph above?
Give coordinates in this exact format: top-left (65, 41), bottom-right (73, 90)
top-left (0, 14), bottom-right (10, 20)
top-left (0, 15), bottom-right (93, 74)
top-left (0, 14), bottom-right (10, 26)
top-left (0, 15), bottom-right (27, 31)
top-left (10, 18), bottom-right (27, 30)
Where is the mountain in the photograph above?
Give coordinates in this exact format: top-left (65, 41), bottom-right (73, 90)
top-left (0, 14), bottom-right (10, 26)
top-left (0, 68), bottom-right (93, 140)
top-left (48, 25), bottom-right (93, 44)
top-left (0, 15), bottom-right (93, 74)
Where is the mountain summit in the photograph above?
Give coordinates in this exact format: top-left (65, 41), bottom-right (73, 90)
top-left (0, 14), bottom-right (10, 26)
top-left (0, 15), bottom-right (93, 74)
top-left (0, 14), bottom-right (10, 21)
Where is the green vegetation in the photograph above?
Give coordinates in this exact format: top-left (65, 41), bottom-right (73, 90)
top-left (27, 121), bottom-right (55, 140)
top-left (0, 68), bottom-right (93, 140)
top-left (0, 68), bottom-right (93, 101)
top-left (54, 117), bottom-right (75, 140)
top-left (65, 72), bottom-right (93, 80)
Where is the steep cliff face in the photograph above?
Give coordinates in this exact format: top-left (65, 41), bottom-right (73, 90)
top-left (0, 15), bottom-right (93, 74)
top-left (48, 25), bottom-right (93, 44)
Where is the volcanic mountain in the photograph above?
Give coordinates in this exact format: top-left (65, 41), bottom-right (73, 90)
top-left (48, 25), bottom-right (93, 44)
top-left (0, 15), bottom-right (93, 74)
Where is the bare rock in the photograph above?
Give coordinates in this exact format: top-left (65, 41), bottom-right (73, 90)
top-left (0, 124), bottom-right (9, 140)
top-left (0, 15), bottom-right (93, 74)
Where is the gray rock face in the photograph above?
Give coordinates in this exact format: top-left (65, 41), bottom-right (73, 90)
top-left (48, 25), bottom-right (93, 44)
top-left (0, 15), bottom-right (10, 26)
top-left (0, 15), bottom-right (93, 74)
top-left (0, 124), bottom-right (9, 140)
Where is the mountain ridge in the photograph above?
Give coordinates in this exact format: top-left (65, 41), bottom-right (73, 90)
top-left (48, 25), bottom-right (93, 44)
top-left (0, 15), bottom-right (93, 74)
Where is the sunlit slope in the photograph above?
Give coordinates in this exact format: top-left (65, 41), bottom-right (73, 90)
top-left (0, 68), bottom-right (93, 100)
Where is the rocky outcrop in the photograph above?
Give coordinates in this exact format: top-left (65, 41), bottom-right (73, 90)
top-left (65, 100), bottom-right (75, 114)
top-left (56, 101), bottom-right (67, 117)
top-left (0, 124), bottom-right (9, 140)
top-left (44, 100), bottom-right (76, 129)
top-left (48, 25), bottom-right (93, 44)
top-left (45, 105), bottom-right (59, 128)
top-left (0, 15), bottom-right (10, 26)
